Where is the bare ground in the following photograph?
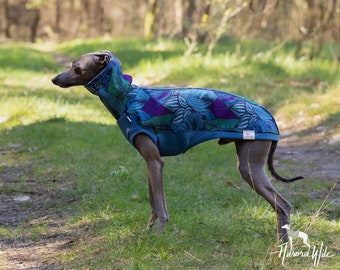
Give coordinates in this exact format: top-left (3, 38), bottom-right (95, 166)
top-left (1, 125), bottom-right (339, 269)
top-left (1, 52), bottom-right (339, 268)
top-left (0, 147), bottom-right (78, 269)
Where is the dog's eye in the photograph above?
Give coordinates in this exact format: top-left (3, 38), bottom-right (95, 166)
top-left (74, 66), bottom-right (82, 75)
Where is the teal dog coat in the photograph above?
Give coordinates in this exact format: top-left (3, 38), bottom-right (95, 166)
top-left (85, 59), bottom-right (280, 156)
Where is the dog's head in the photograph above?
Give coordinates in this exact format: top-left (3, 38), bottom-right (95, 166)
top-left (52, 51), bottom-right (120, 88)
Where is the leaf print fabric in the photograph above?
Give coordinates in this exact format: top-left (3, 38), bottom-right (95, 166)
top-left (125, 87), bottom-right (278, 136)
top-left (85, 59), bottom-right (280, 156)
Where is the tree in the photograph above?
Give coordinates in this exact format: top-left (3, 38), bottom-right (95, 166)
top-left (0, 0), bottom-right (339, 59)
top-left (295, 0), bottom-right (338, 58)
top-left (206, 0), bottom-right (248, 57)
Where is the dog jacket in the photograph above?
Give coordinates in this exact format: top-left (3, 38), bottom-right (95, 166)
top-left (85, 59), bottom-right (280, 156)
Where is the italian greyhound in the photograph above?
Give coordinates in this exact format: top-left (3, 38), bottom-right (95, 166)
top-left (52, 51), bottom-right (303, 242)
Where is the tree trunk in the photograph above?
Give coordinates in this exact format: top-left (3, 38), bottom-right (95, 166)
top-left (144, 0), bottom-right (157, 38)
top-left (170, 0), bottom-right (184, 38)
top-left (3, 0), bottom-right (11, 38)
top-left (152, 0), bottom-right (165, 39)
top-left (30, 9), bottom-right (40, 43)
top-left (183, 0), bottom-right (196, 37)
top-left (54, 0), bottom-right (62, 33)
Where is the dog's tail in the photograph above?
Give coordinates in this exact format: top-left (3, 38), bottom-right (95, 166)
top-left (267, 141), bottom-right (303, 183)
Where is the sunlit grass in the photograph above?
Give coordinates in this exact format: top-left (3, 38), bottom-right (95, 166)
top-left (276, 86), bottom-right (340, 132)
top-left (0, 39), bottom-right (339, 269)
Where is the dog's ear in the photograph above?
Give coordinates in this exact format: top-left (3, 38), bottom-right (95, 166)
top-left (98, 50), bottom-right (121, 66)
top-left (94, 54), bottom-right (111, 66)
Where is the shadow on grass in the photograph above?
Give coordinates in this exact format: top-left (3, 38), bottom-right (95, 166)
top-left (1, 117), bottom-right (339, 268)
top-left (0, 118), bottom-right (139, 267)
top-left (1, 38), bottom-right (339, 268)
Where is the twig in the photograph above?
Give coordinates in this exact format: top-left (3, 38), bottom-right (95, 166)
top-left (306, 183), bottom-right (337, 231)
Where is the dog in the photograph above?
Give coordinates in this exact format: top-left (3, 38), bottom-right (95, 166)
top-left (52, 51), bottom-right (303, 242)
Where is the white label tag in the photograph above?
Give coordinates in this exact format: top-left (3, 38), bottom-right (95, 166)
top-left (243, 130), bottom-right (255, 140)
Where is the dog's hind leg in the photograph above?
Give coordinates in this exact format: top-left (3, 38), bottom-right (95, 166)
top-left (134, 133), bottom-right (168, 232)
top-left (235, 141), bottom-right (291, 242)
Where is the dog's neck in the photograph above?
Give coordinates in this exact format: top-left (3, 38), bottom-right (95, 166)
top-left (85, 59), bottom-right (133, 118)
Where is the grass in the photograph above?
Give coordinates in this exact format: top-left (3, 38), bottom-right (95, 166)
top-left (0, 38), bottom-right (339, 269)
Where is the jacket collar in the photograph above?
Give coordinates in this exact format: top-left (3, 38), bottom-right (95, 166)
top-left (85, 58), bottom-right (132, 95)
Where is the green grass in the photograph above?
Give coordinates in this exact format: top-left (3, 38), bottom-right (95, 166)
top-left (0, 39), bottom-right (339, 269)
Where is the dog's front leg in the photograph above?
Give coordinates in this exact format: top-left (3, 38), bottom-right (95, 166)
top-left (134, 134), bottom-right (168, 232)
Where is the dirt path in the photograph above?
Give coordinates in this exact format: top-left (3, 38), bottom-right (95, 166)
top-left (1, 53), bottom-right (339, 269)
top-left (279, 123), bottom-right (340, 174)
top-left (278, 127), bottom-right (340, 204)
top-left (0, 145), bottom-right (76, 269)
top-left (1, 126), bottom-right (339, 269)
top-left (0, 52), bottom-right (75, 269)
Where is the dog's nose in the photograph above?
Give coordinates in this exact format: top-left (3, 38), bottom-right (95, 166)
top-left (51, 75), bottom-right (72, 88)
top-left (52, 76), bottom-right (59, 85)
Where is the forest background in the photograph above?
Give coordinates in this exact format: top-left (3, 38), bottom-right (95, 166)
top-left (1, 0), bottom-right (339, 59)
top-left (1, 0), bottom-right (339, 269)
